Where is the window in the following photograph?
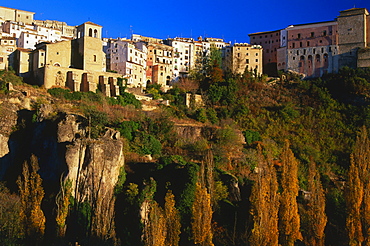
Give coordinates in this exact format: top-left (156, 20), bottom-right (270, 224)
top-left (255, 53), bottom-right (258, 56)
top-left (307, 41), bottom-right (310, 46)
top-left (297, 33), bottom-right (301, 39)
top-left (0, 57), bottom-right (3, 63)
top-left (323, 30), bottom-right (327, 36)
top-left (89, 28), bottom-right (93, 37)
top-left (300, 42), bottom-right (302, 47)
top-left (246, 59), bottom-right (249, 63)
top-left (310, 32), bottom-right (315, 38)
top-left (255, 59), bottom-right (258, 62)
top-left (94, 55), bottom-right (97, 62)
top-left (292, 43), bottom-right (295, 48)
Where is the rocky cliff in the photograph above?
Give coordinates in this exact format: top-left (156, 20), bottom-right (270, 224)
top-left (0, 88), bottom-right (124, 238)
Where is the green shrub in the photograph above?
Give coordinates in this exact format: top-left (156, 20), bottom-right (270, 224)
top-left (243, 130), bottom-right (261, 145)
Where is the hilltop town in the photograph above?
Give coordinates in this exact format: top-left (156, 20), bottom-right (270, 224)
top-left (1, 5), bottom-right (368, 97)
top-left (2, 5), bottom-right (370, 246)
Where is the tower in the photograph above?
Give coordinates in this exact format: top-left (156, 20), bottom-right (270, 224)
top-left (337, 8), bottom-right (369, 68)
top-left (73, 22), bottom-right (106, 71)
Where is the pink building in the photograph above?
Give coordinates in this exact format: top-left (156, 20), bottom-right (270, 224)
top-left (249, 30), bottom-right (281, 76)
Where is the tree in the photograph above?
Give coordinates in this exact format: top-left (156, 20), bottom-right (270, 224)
top-left (164, 190), bottom-right (181, 246)
top-left (192, 182), bottom-right (214, 246)
top-left (279, 140), bottom-right (303, 246)
top-left (17, 154), bottom-right (46, 241)
top-left (144, 201), bottom-right (167, 246)
top-left (346, 126), bottom-right (370, 245)
top-left (56, 178), bottom-right (72, 237)
top-left (306, 159), bottom-right (327, 246)
top-left (249, 144), bottom-right (279, 246)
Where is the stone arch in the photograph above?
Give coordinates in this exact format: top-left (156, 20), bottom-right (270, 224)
top-left (88, 28), bottom-right (93, 37)
top-left (94, 29), bottom-right (98, 38)
top-left (166, 76), bottom-right (171, 85)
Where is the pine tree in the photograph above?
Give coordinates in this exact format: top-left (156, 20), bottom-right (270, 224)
top-left (164, 190), bottom-right (181, 246)
top-left (192, 182), bottom-right (214, 246)
top-left (249, 144), bottom-right (279, 245)
top-left (17, 154), bottom-right (46, 241)
top-left (279, 140), bottom-right (303, 246)
top-left (306, 159), bottom-right (327, 246)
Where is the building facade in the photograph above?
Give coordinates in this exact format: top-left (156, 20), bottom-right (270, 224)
top-left (0, 6), bottom-right (34, 24)
top-left (146, 42), bottom-right (173, 89)
top-left (223, 43), bottom-right (263, 75)
top-left (0, 36), bottom-right (16, 69)
top-left (249, 8), bottom-right (370, 78)
top-left (24, 22), bottom-right (121, 96)
top-left (104, 38), bottom-right (147, 88)
top-left (249, 30), bottom-right (281, 76)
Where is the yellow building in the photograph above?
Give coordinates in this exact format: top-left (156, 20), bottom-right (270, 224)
top-left (223, 43), bottom-right (263, 75)
top-left (0, 6), bottom-right (34, 24)
top-left (147, 43), bottom-right (173, 89)
top-left (26, 22), bottom-right (121, 96)
top-left (0, 36), bottom-right (16, 70)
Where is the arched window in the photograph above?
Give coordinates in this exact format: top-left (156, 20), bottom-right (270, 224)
top-left (94, 29), bottom-right (98, 38)
top-left (93, 55), bottom-right (97, 62)
top-left (89, 28), bottom-right (93, 37)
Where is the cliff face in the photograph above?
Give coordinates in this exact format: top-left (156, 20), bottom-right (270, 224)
top-left (0, 92), bottom-right (124, 224)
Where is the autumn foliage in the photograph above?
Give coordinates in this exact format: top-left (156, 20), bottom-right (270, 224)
top-left (192, 182), bottom-right (214, 246)
top-left (279, 141), bottom-right (303, 246)
top-left (17, 154), bottom-right (46, 241)
top-left (346, 126), bottom-right (370, 245)
top-left (249, 144), bottom-right (279, 245)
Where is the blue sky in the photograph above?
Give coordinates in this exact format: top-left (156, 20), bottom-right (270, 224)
top-left (5, 0), bottom-right (370, 43)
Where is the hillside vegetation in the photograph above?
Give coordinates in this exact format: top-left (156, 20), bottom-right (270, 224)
top-left (1, 65), bottom-right (370, 245)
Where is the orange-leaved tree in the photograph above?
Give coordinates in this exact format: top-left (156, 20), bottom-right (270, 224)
top-left (306, 159), bottom-right (327, 246)
top-left (249, 144), bottom-right (280, 245)
top-left (346, 126), bottom-right (370, 245)
top-left (279, 140), bottom-right (302, 246)
top-left (17, 154), bottom-right (46, 240)
top-left (192, 182), bottom-right (214, 246)
top-left (164, 190), bottom-right (181, 246)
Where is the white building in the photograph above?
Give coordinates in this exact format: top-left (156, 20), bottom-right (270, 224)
top-left (164, 37), bottom-right (195, 79)
top-left (104, 39), bottom-right (147, 88)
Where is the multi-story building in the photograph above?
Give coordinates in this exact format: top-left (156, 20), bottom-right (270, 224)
top-left (205, 37), bottom-right (229, 50)
top-left (33, 20), bottom-right (76, 39)
top-left (146, 42), bottom-right (173, 89)
top-left (19, 21), bottom-right (121, 96)
top-left (0, 36), bottom-right (16, 69)
top-left (164, 37), bottom-right (194, 79)
top-left (0, 6), bottom-right (34, 24)
top-left (223, 43), bottom-right (263, 75)
top-left (248, 30), bottom-right (281, 76)
top-left (131, 34), bottom-right (163, 44)
top-left (104, 38), bottom-right (147, 88)
top-left (249, 7), bottom-right (370, 77)
top-left (337, 8), bottom-right (370, 68)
